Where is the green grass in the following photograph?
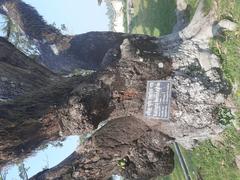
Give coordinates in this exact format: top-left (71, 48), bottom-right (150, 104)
top-left (203, 0), bottom-right (213, 14)
top-left (185, 0), bottom-right (198, 21)
top-left (210, 0), bottom-right (240, 107)
top-left (191, 127), bottom-right (240, 180)
top-left (129, 0), bottom-right (177, 37)
top-left (185, 0), bottom-right (213, 20)
top-left (178, 146), bottom-right (199, 179)
top-left (212, 0), bottom-right (240, 86)
top-left (189, 0), bottom-right (240, 179)
top-left (122, 0), bottom-right (128, 33)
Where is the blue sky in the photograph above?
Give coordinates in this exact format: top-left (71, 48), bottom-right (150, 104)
top-left (6, 136), bottom-right (80, 179)
top-left (1, 0), bottom-right (109, 179)
top-left (23, 0), bottom-right (109, 34)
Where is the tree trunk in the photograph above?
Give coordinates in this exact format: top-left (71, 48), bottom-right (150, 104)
top-left (0, 0), bottom-right (178, 74)
top-left (31, 117), bottom-right (174, 180)
top-left (0, 0), bottom-right (234, 179)
top-left (0, 36), bottom-right (173, 173)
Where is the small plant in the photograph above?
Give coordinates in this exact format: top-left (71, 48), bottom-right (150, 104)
top-left (117, 158), bottom-right (128, 170)
top-left (216, 106), bottom-right (234, 126)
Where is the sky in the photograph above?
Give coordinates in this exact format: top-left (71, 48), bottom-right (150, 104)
top-left (5, 136), bottom-right (80, 179)
top-left (1, 0), bottom-right (109, 179)
top-left (23, 0), bottom-right (109, 34)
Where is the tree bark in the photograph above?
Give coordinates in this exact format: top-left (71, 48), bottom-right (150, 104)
top-left (31, 117), bottom-right (174, 180)
top-left (0, 0), bottom-right (234, 179)
top-left (0, 36), bottom-right (175, 179)
top-left (0, 0), bottom-right (177, 74)
top-left (0, 36), bottom-right (173, 175)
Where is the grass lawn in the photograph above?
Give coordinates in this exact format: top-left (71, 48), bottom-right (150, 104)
top-left (203, 0), bottom-right (213, 14)
top-left (190, 0), bottom-right (240, 179)
top-left (191, 128), bottom-right (240, 180)
top-left (185, 0), bottom-right (198, 20)
top-left (178, 146), bottom-right (199, 180)
top-left (129, 0), bottom-right (177, 36)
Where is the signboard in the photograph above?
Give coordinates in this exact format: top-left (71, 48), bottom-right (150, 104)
top-left (144, 80), bottom-right (172, 120)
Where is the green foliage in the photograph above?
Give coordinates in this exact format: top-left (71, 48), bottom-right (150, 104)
top-left (105, 0), bottom-right (117, 31)
top-left (129, 0), bottom-right (176, 37)
top-left (212, 0), bottom-right (240, 109)
top-left (49, 141), bottom-right (64, 147)
top-left (37, 138), bottom-right (66, 153)
top-left (185, 0), bottom-right (198, 21)
top-left (122, 0), bottom-right (128, 32)
top-left (215, 106), bottom-right (235, 126)
top-left (191, 127), bottom-right (240, 180)
top-left (117, 158), bottom-right (128, 170)
top-left (209, 0), bottom-right (240, 105)
top-left (51, 22), bottom-right (69, 34)
top-left (60, 24), bottom-right (67, 32)
top-left (217, 0), bottom-right (240, 23)
top-left (186, 0), bottom-right (213, 20)
top-left (209, 32), bottom-right (240, 89)
top-left (203, 0), bottom-right (213, 15)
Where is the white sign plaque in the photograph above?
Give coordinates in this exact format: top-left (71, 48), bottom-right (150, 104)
top-left (144, 80), bottom-right (172, 120)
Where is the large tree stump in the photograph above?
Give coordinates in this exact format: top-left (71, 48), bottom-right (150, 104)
top-left (0, 0), bottom-right (235, 179)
